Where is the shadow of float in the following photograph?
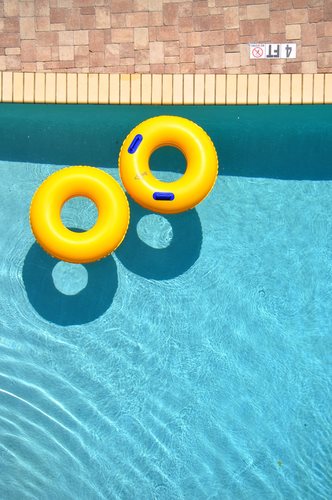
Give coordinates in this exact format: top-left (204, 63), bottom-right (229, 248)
top-left (22, 231), bottom-right (118, 326)
top-left (115, 199), bottom-right (203, 280)
top-left (23, 204), bottom-right (203, 323)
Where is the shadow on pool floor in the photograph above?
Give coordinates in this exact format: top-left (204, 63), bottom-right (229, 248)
top-left (22, 202), bottom-right (203, 326)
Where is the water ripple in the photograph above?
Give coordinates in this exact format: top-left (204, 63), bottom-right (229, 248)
top-left (1, 162), bottom-right (331, 498)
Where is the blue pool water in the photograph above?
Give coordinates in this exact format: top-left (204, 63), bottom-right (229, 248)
top-left (0, 160), bottom-right (331, 499)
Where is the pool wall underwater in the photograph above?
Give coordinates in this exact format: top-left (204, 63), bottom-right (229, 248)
top-left (0, 103), bottom-right (332, 180)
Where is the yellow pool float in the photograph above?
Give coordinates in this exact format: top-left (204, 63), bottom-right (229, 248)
top-left (118, 116), bottom-right (218, 214)
top-left (30, 166), bottom-right (129, 264)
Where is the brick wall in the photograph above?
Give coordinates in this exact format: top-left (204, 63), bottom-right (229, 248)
top-left (0, 0), bottom-right (331, 74)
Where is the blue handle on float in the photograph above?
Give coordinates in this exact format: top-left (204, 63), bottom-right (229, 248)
top-left (128, 134), bottom-right (143, 154)
top-left (153, 192), bottom-right (175, 201)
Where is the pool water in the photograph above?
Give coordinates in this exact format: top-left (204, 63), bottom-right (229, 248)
top-left (0, 157), bottom-right (331, 499)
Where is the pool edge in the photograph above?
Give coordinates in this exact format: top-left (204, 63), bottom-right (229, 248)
top-left (0, 72), bottom-right (331, 105)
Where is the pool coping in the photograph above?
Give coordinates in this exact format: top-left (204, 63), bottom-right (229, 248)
top-left (0, 72), bottom-right (331, 105)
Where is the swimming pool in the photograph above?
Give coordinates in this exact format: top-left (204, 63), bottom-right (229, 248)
top-left (0, 105), bottom-right (331, 499)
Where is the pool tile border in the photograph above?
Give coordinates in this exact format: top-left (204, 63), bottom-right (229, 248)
top-left (0, 72), bottom-right (331, 105)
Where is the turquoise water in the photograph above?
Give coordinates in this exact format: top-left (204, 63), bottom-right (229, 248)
top-left (0, 159), bottom-right (331, 499)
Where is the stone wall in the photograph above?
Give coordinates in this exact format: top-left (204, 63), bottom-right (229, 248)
top-left (0, 0), bottom-right (331, 74)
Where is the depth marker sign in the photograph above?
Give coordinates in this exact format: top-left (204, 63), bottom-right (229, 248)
top-left (249, 43), bottom-right (296, 59)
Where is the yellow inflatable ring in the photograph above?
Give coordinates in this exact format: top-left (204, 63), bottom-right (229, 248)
top-left (118, 116), bottom-right (218, 214)
top-left (30, 166), bottom-right (130, 264)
